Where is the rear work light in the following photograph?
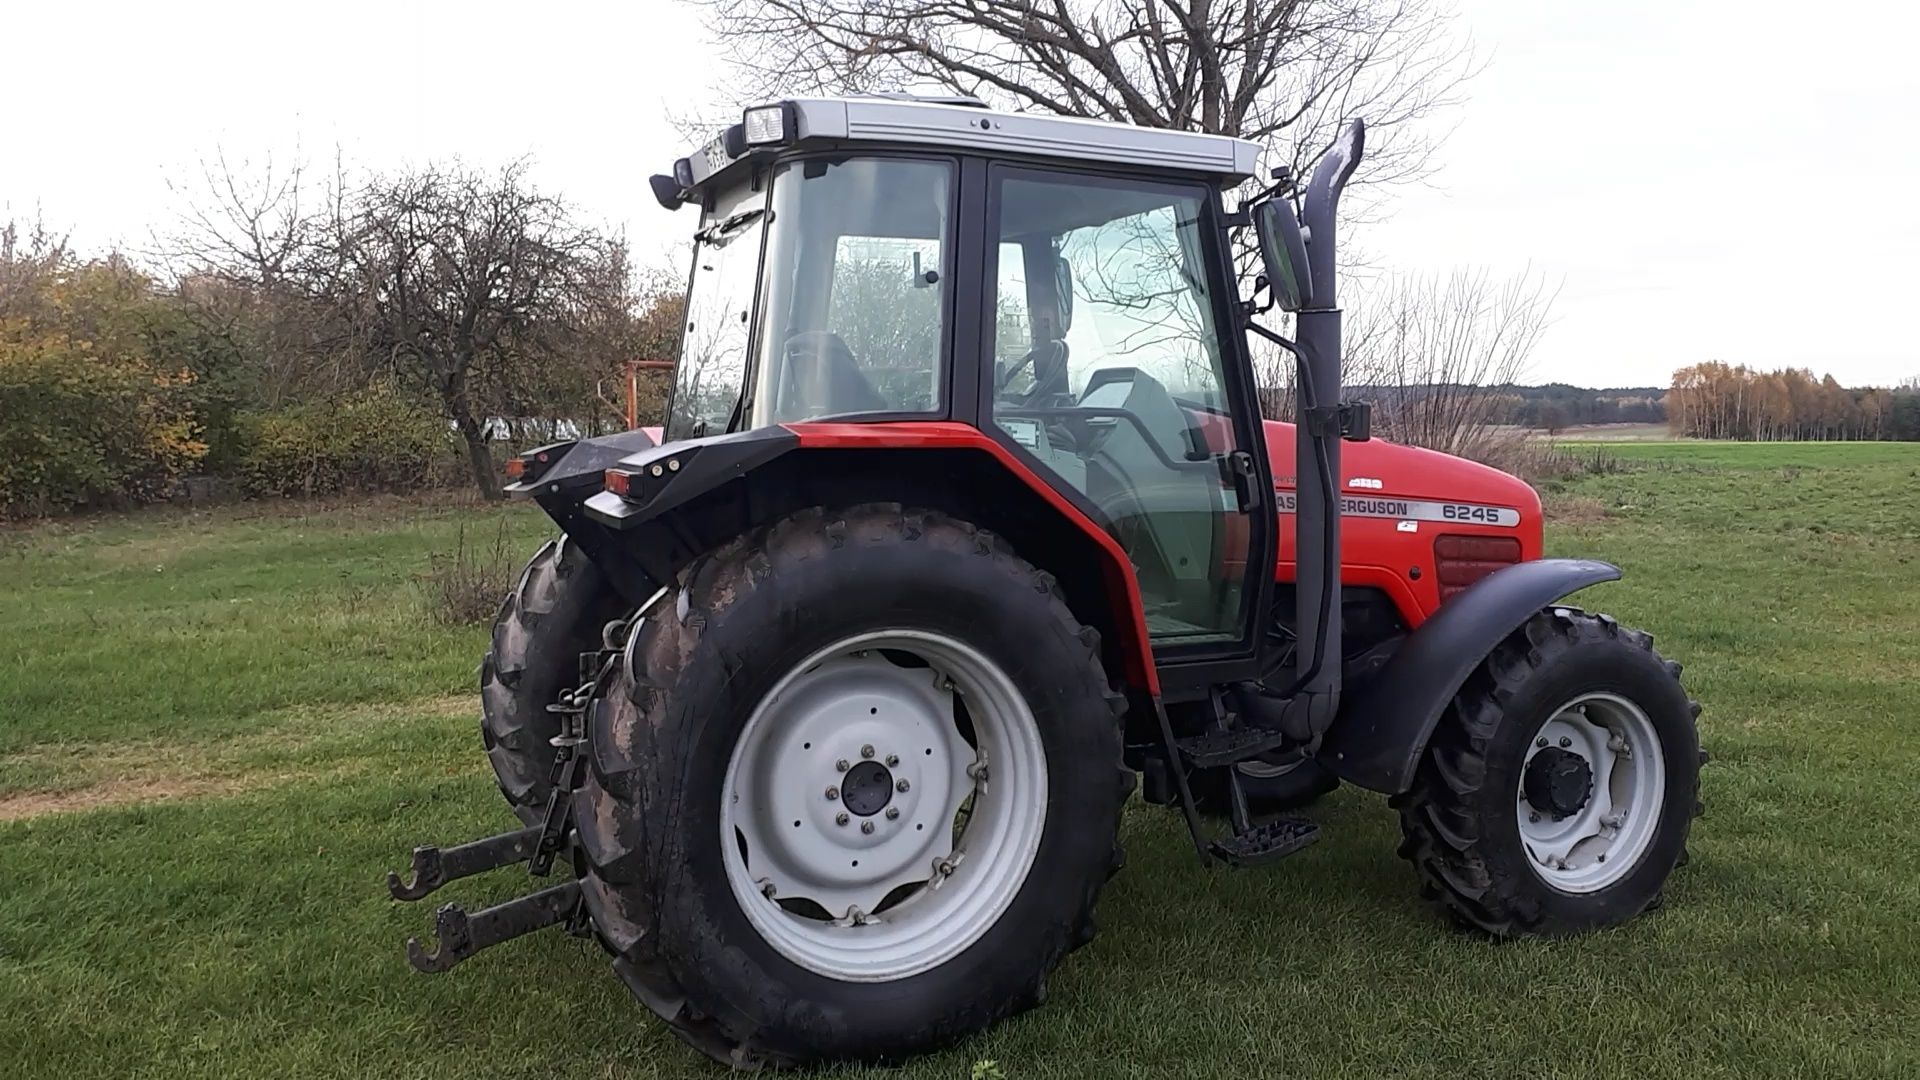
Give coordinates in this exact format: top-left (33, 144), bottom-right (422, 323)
top-left (1433, 534), bottom-right (1522, 601)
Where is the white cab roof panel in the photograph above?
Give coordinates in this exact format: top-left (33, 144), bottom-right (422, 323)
top-left (786, 97), bottom-right (1261, 184)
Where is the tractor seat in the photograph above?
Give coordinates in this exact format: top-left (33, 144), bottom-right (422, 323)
top-left (780, 330), bottom-right (890, 419)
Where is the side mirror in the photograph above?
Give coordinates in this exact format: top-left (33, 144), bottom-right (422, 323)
top-left (1254, 200), bottom-right (1312, 312)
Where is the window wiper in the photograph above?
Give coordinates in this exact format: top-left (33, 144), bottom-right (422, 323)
top-left (695, 207), bottom-right (769, 247)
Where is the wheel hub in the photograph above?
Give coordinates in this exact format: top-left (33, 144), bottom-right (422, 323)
top-left (841, 760), bottom-right (895, 817)
top-left (1516, 693), bottom-right (1667, 893)
top-left (1522, 746), bottom-right (1592, 819)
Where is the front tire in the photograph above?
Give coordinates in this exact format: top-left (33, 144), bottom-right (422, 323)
top-left (1392, 608), bottom-right (1703, 937)
top-left (572, 505), bottom-right (1130, 1067)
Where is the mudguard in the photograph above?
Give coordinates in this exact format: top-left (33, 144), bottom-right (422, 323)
top-left (1319, 557), bottom-right (1622, 794)
top-left (571, 421), bottom-right (1159, 692)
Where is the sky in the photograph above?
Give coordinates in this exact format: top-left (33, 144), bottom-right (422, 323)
top-left (4, 0), bottom-right (1916, 389)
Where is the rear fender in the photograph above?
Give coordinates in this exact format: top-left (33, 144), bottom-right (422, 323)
top-left (571, 421), bottom-right (1158, 693)
top-left (1319, 558), bottom-right (1622, 794)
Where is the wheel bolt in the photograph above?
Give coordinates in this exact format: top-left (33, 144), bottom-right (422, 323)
top-left (885, 754), bottom-right (899, 767)
top-left (1536, 737), bottom-right (1549, 749)
top-left (861, 821), bottom-right (875, 834)
top-left (826, 786), bottom-right (839, 800)
top-left (836, 812), bottom-right (850, 826)
top-left (861, 744), bottom-right (875, 759)
top-left (885, 807), bottom-right (900, 820)
top-left (896, 779), bottom-right (910, 793)
top-left (1559, 736), bottom-right (1572, 748)
top-left (836, 759), bottom-right (850, 772)
top-left (1528, 812), bottom-right (1540, 823)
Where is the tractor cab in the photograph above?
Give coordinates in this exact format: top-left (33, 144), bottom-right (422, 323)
top-left (649, 97), bottom-right (1282, 664)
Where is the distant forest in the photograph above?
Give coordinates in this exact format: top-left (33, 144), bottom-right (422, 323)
top-left (1368, 371), bottom-right (1920, 441)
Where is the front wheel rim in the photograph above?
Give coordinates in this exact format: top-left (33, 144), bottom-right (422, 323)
top-left (1516, 691), bottom-right (1666, 893)
top-left (720, 629), bottom-right (1047, 982)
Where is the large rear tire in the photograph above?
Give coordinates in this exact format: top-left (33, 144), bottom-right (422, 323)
top-left (1392, 608), bottom-right (1703, 937)
top-left (571, 504), bottom-right (1130, 1067)
top-left (479, 537), bottom-right (627, 824)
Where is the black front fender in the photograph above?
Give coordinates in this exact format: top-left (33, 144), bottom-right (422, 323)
top-left (1319, 558), bottom-right (1622, 795)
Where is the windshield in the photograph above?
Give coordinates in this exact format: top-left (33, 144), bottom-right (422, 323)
top-left (665, 181), bottom-right (767, 442)
top-left (663, 156), bottom-right (954, 442)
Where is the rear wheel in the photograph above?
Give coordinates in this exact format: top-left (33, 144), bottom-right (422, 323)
top-left (572, 504), bottom-right (1130, 1067)
top-left (1392, 608), bottom-right (1703, 937)
top-left (480, 537), bottom-right (627, 824)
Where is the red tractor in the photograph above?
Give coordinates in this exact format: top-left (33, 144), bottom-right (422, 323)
top-left (390, 96), bottom-right (1703, 1068)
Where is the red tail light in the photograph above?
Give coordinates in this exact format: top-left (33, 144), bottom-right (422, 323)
top-left (1433, 534), bottom-right (1522, 601)
top-left (604, 468), bottom-right (635, 497)
top-left (504, 457), bottom-right (526, 480)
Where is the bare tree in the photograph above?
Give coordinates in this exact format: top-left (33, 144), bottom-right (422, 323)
top-left (698, 0), bottom-right (1475, 199)
top-left (314, 161), bottom-right (633, 497)
top-left (167, 155), bottom-right (638, 497)
top-left (1338, 267), bottom-right (1558, 456)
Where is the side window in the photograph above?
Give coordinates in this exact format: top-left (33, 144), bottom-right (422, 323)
top-left (752, 158), bottom-right (953, 428)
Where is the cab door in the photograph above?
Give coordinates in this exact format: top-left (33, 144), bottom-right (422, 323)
top-left (977, 165), bottom-right (1274, 685)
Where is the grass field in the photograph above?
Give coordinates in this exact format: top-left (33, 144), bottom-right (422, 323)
top-left (4, 443), bottom-right (1919, 1079)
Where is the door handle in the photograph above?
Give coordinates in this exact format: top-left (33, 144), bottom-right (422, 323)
top-left (1222, 450), bottom-right (1261, 513)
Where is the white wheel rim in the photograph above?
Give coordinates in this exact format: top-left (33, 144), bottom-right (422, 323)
top-left (720, 629), bottom-right (1047, 982)
top-left (1516, 691), bottom-right (1666, 893)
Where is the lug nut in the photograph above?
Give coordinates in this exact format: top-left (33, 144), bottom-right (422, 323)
top-left (884, 754), bottom-right (899, 767)
top-left (1559, 736), bottom-right (1572, 748)
top-left (896, 779), bottom-right (910, 793)
top-left (937, 859), bottom-right (955, 876)
top-left (835, 759), bottom-right (850, 772)
top-left (861, 821), bottom-right (875, 834)
top-left (861, 744), bottom-right (875, 759)
top-left (836, 812), bottom-right (850, 826)
top-left (885, 807), bottom-right (900, 820)
top-left (1536, 737), bottom-right (1549, 749)
top-left (1528, 812), bottom-right (1540, 824)
top-left (825, 786), bottom-right (839, 800)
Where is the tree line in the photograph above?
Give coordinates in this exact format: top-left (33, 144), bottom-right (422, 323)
top-left (1, 162), bottom-right (684, 517)
top-left (1666, 361), bottom-right (1920, 442)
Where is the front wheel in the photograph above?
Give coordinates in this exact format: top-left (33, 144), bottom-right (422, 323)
top-left (1392, 608), bottom-right (1703, 937)
top-left (571, 505), bottom-right (1130, 1067)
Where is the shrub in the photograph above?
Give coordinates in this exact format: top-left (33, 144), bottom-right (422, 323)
top-left (0, 266), bottom-right (207, 516)
top-left (234, 383), bottom-right (458, 498)
top-left (422, 522), bottom-right (514, 625)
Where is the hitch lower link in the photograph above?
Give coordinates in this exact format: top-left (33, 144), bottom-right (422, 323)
top-left (388, 643), bottom-right (613, 973)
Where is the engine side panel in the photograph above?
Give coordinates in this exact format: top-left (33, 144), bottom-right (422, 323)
top-left (1261, 420), bottom-right (1544, 626)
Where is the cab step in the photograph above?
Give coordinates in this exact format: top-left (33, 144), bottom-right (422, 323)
top-left (1208, 817), bottom-right (1322, 867)
top-left (1174, 726), bottom-right (1291, 768)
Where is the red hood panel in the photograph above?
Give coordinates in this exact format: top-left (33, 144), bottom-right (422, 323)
top-left (1261, 420), bottom-right (1543, 624)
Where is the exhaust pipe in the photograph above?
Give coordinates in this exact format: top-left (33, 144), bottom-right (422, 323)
top-left (1240, 120), bottom-right (1365, 742)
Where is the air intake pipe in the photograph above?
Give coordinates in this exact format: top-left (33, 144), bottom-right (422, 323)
top-left (1239, 119), bottom-right (1365, 743)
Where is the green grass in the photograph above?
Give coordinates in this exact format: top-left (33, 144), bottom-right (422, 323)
top-left (5, 445), bottom-right (1920, 1079)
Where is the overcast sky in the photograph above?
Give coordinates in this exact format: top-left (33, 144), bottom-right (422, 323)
top-left (5, 0), bottom-right (1915, 388)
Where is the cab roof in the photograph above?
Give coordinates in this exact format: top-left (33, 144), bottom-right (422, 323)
top-left (664, 95), bottom-right (1262, 205)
